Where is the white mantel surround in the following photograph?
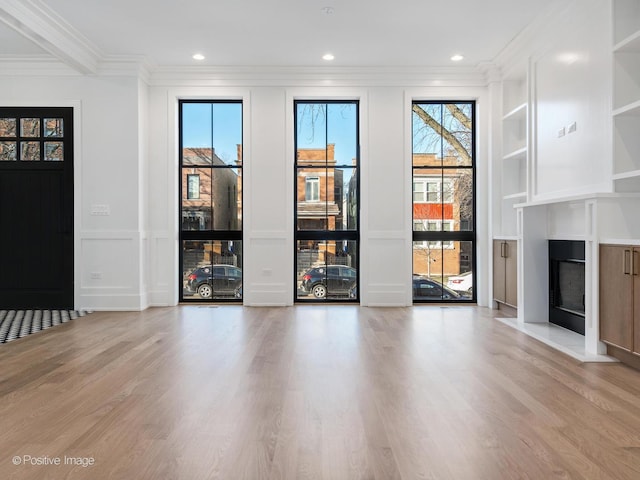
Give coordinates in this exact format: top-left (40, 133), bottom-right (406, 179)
top-left (494, 193), bottom-right (640, 362)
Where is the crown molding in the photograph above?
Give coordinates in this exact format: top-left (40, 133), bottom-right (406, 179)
top-left (493, 0), bottom-right (607, 78)
top-left (0, 54), bottom-right (154, 82)
top-left (0, 59), bottom-right (490, 88)
top-left (493, 0), bottom-right (575, 70)
top-left (477, 62), bottom-right (501, 84)
top-left (148, 65), bottom-right (489, 88)
top-left (99, 56), bottom-right (154, 84)
top-left (0, 0), bottom-right (101, 74)
top-left (0, 54), bottom-right (81, 76)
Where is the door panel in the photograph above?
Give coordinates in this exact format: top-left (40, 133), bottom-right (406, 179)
top-left (633, 248), bottom-right (640, 355)
top-left (599, 245), bottom-right (633, 351)
top-left (0, 108), bottom-right (73, 308)
top-left (493, 240), bottom-right (506, 303)
top-left (505, 240), bottom-right (518, 307)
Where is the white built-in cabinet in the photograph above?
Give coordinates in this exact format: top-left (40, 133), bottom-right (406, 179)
top-left (612, 0), bottom-right (640, 192)
top-left (597, 0), bottom-right (640, 368)
top-left (492, 64), bottom-right (530, 311)
top-left (498, 64), bottom-right (529, 238)
top-left (490, 0), bottom-right (640, 361)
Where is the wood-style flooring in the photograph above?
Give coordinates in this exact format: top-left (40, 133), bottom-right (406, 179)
top-left (1, 305), bottom-right (640, 479)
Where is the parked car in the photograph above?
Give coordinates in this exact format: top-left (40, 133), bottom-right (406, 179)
top-left (413, 275), bottom-right (466, 300)
top-left (446, 271), bottom-right (473, 294)
top-left (300, 265), bottom-right (357, 298)
top-left (185, 264), bottom-right (242, 299)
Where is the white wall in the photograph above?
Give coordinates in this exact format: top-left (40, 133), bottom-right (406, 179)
top-left (0, 64), bottom-right (490, 310)
top-left (533, 0), bottom-right (611, 199)
top-left (0, 71), bottom-right (146, 310)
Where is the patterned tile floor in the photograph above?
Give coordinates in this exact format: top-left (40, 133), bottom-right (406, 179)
top-left (0, 310), bottom-right (90, 344)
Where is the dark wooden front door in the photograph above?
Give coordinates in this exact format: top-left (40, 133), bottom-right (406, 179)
top-left (0, 107), bottom-right (74, 308)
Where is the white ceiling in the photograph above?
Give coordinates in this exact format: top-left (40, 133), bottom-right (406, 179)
top-left (0, 0), bottom-right (561, 71)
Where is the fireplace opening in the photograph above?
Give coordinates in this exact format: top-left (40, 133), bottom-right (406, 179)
top-left (549, 240), bottom-right (585, 335)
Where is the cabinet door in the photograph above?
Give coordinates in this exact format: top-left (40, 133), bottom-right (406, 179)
top-left (599, 245), bottom-right (633, 351)
top-left (493, 240), bottom-right (506, 303)
top-left (634, 248), bottom-right (640, 355)
top-left (505, 240), bottom-right (518, 307)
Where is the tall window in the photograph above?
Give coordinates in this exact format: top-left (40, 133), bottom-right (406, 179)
top-left (412, 101), bottom-right (475, 302)
top-left (179, 100), bottom-right (242, 301)
top-left (295, 101), bottom-right (359, 301)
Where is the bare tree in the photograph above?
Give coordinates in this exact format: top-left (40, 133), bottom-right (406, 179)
top-left (412, 103), bottom-right (472, 164)
top-left (413, 102), bottom-right (473, 223)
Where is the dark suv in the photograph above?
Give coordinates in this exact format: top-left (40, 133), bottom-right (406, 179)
top-left (185, 264), bottom-right (242, 299)
top-left (300, 265), bottom-right (357, 299)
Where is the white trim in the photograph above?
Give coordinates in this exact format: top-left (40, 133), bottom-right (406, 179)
top-left (151, 66), bottom-right (487, 88)
top-left (405, 87), bottom-right (489, 306)
top-left (0, 0), bottom-right (101, 73)
top-left (286, 88), bottom-right (368, 305)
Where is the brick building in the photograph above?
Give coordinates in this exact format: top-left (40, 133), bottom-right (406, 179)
top-left (413, 152), bottom-right (472, 279)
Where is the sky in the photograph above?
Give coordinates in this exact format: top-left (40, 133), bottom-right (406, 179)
top-left (295, 103), bottom-right (358, 165)
top-left (181, 102), bottom-right (242, 165)
top-left (181, 101), bottom-right (359, 167)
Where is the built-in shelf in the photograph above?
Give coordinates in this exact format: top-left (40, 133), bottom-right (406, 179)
top-left (497, 64), bottom-right (529, 244)
top-left (514, 192), bottom-right (640, 209)
top-left (502, 146), bottom-right (527, 161)
top-left (613, 4), bottom-right (640, 192)
top-left (613, 169), bottom-right (640, 180)
top-left (503, 192), bottom-right (526, 201)
top-left (614, 29), bottom-right (640, 52)
top-left (614, 174), bottom-right (640, 193)
top-left (503, 103), bottom-right (527, 121)
top-left (613, 100), bottom-right (640, 116)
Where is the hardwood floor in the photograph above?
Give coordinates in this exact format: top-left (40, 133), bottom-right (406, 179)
top-left (1, 305), bottom-right (640, 479)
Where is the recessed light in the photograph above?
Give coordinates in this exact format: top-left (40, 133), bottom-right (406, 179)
top-left (322, 53), bottom-right (335, 61)
top-left (451, 54), bottom-right (464, 62)
top-left (192, 53), bottom-right (205, 61)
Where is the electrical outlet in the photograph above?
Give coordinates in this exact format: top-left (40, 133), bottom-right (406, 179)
top-left (90, 204), bottom-right (111, 216)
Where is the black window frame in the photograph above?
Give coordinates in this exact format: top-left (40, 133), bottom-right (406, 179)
top-left (294, 100), bottom-right (360, 303)
top-left (178, 99), bottom-right (243, 303)
top-left (412, 100), bottom-right (476, 303)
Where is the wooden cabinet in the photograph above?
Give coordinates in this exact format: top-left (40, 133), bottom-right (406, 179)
top-left (599, 244), bottom-right (640, 355)
top-left (493, 240), bottom-right (517, 307)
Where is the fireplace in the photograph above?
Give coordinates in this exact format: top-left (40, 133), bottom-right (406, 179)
top-left (549, 240), bottom-right (585, 335)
